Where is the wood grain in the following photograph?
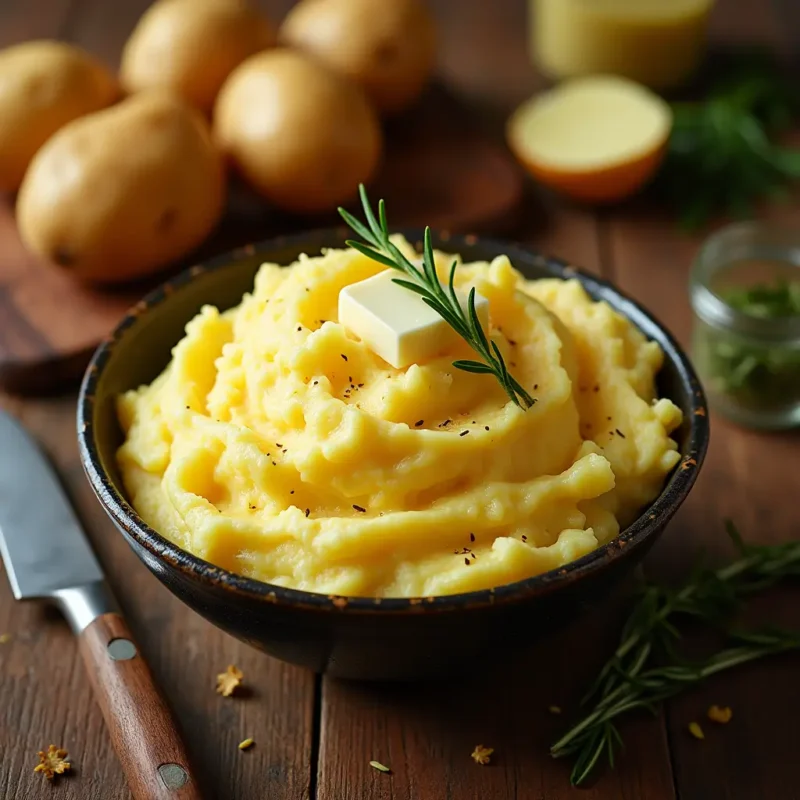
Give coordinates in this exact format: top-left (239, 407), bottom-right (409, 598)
top-left (317, 597), bottom-right (677, 800)
top-left (78, 612), bottom-right (203, 800)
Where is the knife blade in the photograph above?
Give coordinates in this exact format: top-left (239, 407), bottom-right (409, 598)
top-left (0, 410), bottom-right (203, 799)
top-left (0, 409), bottom-right (104, 605)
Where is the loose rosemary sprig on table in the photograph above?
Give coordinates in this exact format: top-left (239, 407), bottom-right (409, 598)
top-left (338, 185), bottom-right (535, 409)
top-left (551, 521), bottom-right (800, 786)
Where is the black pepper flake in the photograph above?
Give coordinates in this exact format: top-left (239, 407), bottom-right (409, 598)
top-left (616, 429), bottom-right (626, 438)
top-left (509, 339), bottom-right (517, 346)
top-left (471, 552), bottom-right (476, 559)
top-left (534, 384), bottom-right (539, 390)
top-left (297, 326), bottom-right (302, 332)
top-left (415, 420), bottom-right (424, 427)
top-left (510, 362), bottom-right (517, 367)
top-left (348, 376), bottom-right (353, 382)
top-left (358, 383), bottom-right (364, 388)
top-left (305, 508), bottom-right (310, 517)
top-left (283, 449), bottom-right (287, 454)
top-left (459, 430), bottom-right (469, 437)
top-left (313, 380), bottom-right (319, 385)
top-left (472, 420), bottom-right (476, 424)
top-left (484, 426), bottom-right (490, 431)
top-left (607, 416), bottom-right (612, 421)
top-left (470, 533), bottom-right (475, 542)
top-left (439, 419), bottom-right (452, 428)
top-left (275, 443), bottom-right (283, 448)
top-left (464, 558), bottom-right (471, 566)
top-left (185, 405), bottom-right (190, 410)
top-left (341, 354), bottom-right (348, 361)
top-left (290, 490), bottom-right (295, 495)
top-left (353, 504), bottom-right (366, 513)
top-left (272, 461), bottom-right (277, 466)
top-left (522, 535), bottom-right (528, 541)
top-left (249, 504), bottom-right (256, 510)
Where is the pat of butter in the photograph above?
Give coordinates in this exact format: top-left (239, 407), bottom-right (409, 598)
top-left (338, 269), bottom-right (489, 369)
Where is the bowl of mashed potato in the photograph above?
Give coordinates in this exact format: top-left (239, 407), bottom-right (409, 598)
top-left (78, 228), bottom-right (708, 680)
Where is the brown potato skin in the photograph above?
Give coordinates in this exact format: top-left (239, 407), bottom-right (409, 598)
top-left (214, 49), bottom-right (382, 214)
top-left (17, 91), bottom-right (226, 284)
top-left (0, 40), bottom-right (118, 193)
top-left (280, 0), bottom-right (436, 115)
top-left (120, 0), bottom-right (275, 113)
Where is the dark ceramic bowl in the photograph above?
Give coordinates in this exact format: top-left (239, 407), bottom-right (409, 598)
top-left (78, 228), bottom-right (709, 681)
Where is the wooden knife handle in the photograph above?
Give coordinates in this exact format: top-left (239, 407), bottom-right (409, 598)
top-left (78, 613), bottom-right (203, 800)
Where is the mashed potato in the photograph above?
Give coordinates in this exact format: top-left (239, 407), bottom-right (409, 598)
top-left (117, 238), bottom-right (682, 597)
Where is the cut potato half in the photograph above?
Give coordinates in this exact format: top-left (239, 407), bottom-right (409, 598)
top-left (507, 75), bottom-right (672, 204)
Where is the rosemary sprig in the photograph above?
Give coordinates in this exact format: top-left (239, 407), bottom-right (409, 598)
top-left (338, 185), bottom-right (535, 409)
top-left (654, 50), bottom-right (800, 230)
top-left (551, 521), bottom-right (800, 786)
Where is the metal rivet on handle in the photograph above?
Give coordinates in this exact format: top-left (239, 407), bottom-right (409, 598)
top-left (107, 638), bottom-right (137, 661)
top-left (158, 763), bottom-right (189, 790)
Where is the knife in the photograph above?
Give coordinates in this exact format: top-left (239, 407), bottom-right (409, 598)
top-left (0, 410), bottom-right (203, 799)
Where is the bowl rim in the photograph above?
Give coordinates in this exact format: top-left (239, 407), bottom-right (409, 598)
top-left (77, 227), bottom-right (709, 614)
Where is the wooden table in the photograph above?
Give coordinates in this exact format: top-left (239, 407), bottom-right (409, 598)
top-left (2, 1), bottom-right (799, 798)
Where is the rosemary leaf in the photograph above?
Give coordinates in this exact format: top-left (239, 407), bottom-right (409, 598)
top-left (345, 240), bottom-right (397, 269)
top-left (339, 211), bottom-right (377, 246)
top-left (452, 360), bottom-right (495, 374)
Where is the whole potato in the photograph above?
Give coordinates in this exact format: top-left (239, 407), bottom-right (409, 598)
top-left (214, 49), bottom-right (382, 214)
top-left (0, 40), bottom-right (117, 193)
top-left (120, 0), bottom-right (275, 113)
top-left (17, 91), bottom-right (225, 284)
top-left (280, 0), bottom-right (436, 115)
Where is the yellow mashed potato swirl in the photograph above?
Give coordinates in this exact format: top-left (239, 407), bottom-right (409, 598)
top-left (117, 238), bottom-right (682, 597)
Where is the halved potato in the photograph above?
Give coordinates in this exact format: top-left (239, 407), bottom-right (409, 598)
top-left (507, 75), bottom-right (672, 204)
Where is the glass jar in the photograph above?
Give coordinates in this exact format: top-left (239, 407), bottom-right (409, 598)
top-left (529, 0), bottom-right (715, 90)
top-left (689, 222), bottom-right (800, 430)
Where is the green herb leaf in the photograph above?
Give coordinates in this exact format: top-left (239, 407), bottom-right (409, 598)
top-left (699, 280), bottom-right (800, 409)
top-left (654, 53), bottom-right (800, 228)
top-left (452, 360), bottom-right (494, 374)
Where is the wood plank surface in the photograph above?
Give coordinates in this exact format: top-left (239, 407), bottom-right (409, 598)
top-left (1, 0), bottom-right (800, 799)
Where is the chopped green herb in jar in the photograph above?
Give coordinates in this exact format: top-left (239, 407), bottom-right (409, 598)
top-left (702, 280), bottom-right (800, 411)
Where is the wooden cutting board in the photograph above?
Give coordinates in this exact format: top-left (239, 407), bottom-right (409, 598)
top-left (0, 87), bottom-right (524, 396)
